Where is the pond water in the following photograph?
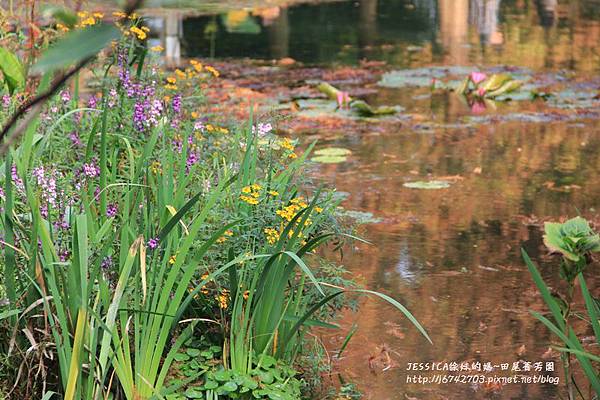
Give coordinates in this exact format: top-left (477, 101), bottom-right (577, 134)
top-left (146, 1), bottom-right (600, 398)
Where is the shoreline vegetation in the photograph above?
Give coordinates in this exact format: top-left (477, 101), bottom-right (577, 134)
top-left (0, 5), bottom-right (428, 399)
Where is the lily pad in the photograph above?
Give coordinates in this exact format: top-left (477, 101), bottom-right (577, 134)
top-left (378, 66), bottom-right (475, 88)
top-left (311, 155), bottom-right (348, 164)
top-left (314, 147), bottom-right (352, 157)
top-left (403, 180), bottom-right (451, 189)
top-left (335, 209), bottom-right (383, 224)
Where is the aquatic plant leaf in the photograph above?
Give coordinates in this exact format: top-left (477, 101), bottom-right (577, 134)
top-left (486, 80), bottom-right (523, 98)
top-left (351, 100), bottom-right (396, 116)
top-left (403, 180), bottom-right (451, 189)
top-left (316, 82), bottom-right (397, 117)
top-left (378, 66), bottom-right (474, 88)
top-left (456, 76), bottom-right (470, 94)
top-left (480, 73), bottom-right (512, 92)
top-left (543, 217), bottom-right (600, 262)
top-left (313, 147), bottom-right (351, 157)
top-left (311, 155), bottom-right (347, 164)
top-left (335, 209), bottom-right (383, 224)
top-left (32, 23), bottom-right (120, 74)
top-left (0, 47), bottom-right (25, 94)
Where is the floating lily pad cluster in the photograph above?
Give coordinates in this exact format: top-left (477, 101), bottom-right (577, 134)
top-left (456, 72), bottom-right (523, 99)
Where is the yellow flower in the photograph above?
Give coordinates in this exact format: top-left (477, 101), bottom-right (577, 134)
top-left (164, 84), bottom-right (178, 90)
top-left (241, 186), bottom-right (252, 194)
top-left (315, 206), bottom-right (323, 213)
top-left (191, 111), bottom-right (199, 119)
top-left (150, 45), bottom-right (164, 52)
top-left (190, 60), bottom-right (203, 72)
top-left (130, 26), bottom-right (147, 40)
top-left (279, 138), bottom-right (295, 151)
top-left (216, 289), bottom-right (230, 309)
top-left (113, 11), bottom-right (126, 18)
top-left (264, 228), bottom-right (280, 245)
top-left (240, 195), bottom-right (259, 205)
top-left (128, 12), bottom-right (139, 20)
top-left (175, 69), bottom-right (187, 79)
top-left (243, 290), bottom-right (250, 300)
top-left (268, 190), bottom-right (279, 197)
top-left (205, 65), bottom-right (220, 77)
top-left (141, 26), bottom-right (150, 32)
top-left (169, 255), bottom-right (177, 265)
top-left (55, 23), bottom-right (69, 32)
top-left (288, 152), bottom-right (297, 159)
top-left (93, 12), bottom-right (104, 18)
top-left (79, 17), bottom-right (96, 27)
top-left (77, 11), bottom-right (88, 18)
top-left (150, 160), bottom-right (162, 175)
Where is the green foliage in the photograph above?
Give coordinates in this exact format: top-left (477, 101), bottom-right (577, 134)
top-left (0, 8), bottom-right (429, 400)
top-left (523, 216), bottom-right (600, 399)
top-left (0, 48), bottom-right (25, 94)
top-left (32, 24), bottom-right (120, 73)
top-left (543, 217), bottom-right (600, 263)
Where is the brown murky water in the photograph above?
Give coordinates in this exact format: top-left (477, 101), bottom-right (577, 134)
top-left (148, 0), bottom-right (600, 398)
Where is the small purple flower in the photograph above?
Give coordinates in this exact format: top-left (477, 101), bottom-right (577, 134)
top-left (186, 151), bottom-right (199, 172)
top-left (11, 165), bottom-right (24, 191)
top-left (252, 123), bottom-right (273, 137)
top-left (59, 249), bottom-right (70, 262)
top-left (83, 163), bottom-right (100, 178)
top-left (101, 256), bottom-right (113, 270)
top-left (107, 88), bottom-right (117, 108)
top-left (106, 203), bottom-right (118, 218)
top-left (172, 94), bottom-right (182, 114)
top-left (32, 165), bottom-right (59, 207)
top-left (60, 90), bottom-right (71, 103)
top-left (2, 95), bottom-right (10, 108)
top-left (194, 120), bottom-right (204, 131)
top-left (147, 237), bottom-right (159, 249)
top-left (69, 131), bottom-right (82, 147)
top-left (88, 95), bottom-right (98, 109)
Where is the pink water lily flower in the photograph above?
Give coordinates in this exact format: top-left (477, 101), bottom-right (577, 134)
top-left (471, 101), bottom-right (486, 114)
top-left (336, 91), bottom-right (350, 109)
top-left (470, 71), bottom-right (487, 85)
top-left (477, 87), bottom-right (487, 97)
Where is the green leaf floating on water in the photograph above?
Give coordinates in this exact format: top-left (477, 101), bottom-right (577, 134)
top-left (316, 82), bottom-right (398, 117)
top-left (403, 180), bottom-right (451, 189)
top-left (312, 155), bottom-right (347, 164)
top-left (312, 147), bottom-right (351, 163)
top-left (314, 147), bottom-right (351, 156)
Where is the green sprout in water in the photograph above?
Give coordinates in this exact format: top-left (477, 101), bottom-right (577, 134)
top-left (543, 216), bottom-right (600, 281)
